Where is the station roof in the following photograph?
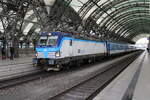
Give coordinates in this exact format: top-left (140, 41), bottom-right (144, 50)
top-left (68, 0), bottom-right (150, 42)
top-left (0, 0), bottom-right (150, 43)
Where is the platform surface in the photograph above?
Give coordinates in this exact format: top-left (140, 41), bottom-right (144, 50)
top-left (0, 57), bottom-right (32, 66)
top-left (0, 56), bottom-right (38, 80)
top-left (93, 51), bottom-right (150, 100)
top-left (133, 52), bottom-right (150, 100)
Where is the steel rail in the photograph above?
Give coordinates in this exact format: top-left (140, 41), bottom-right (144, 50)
top-left (0, 70), bottom-right (50, 89)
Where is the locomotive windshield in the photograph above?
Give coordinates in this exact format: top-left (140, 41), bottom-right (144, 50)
top-left (38, 36), bottom-right (47, 45)
top-left (47, 36), bottom-right (58, 46)
top-left (38, 36), bottom-right (58, 46)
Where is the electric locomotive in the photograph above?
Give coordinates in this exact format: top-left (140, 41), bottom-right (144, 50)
top-left (33, 32), bottom-right (107, 71)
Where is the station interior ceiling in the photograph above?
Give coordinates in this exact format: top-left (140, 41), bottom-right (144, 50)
top-left (0, 0), bottom-right (150, 44)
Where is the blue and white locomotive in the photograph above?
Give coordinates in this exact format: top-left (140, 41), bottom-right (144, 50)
top-left (33, 32), bottom-right (136, 71)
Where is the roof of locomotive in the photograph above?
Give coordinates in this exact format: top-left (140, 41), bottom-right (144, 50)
top-left (40, 32), bottom-right (72, 37)
top-left (39, 32), bottom-right (135, 45)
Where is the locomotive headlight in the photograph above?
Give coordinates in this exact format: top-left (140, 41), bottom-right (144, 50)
top-left (48, 33), bottom-right (52, 35)
top-left (35, 53), bottom-right (38, 57)
top-left (55, 51), bottom-right (60, 57)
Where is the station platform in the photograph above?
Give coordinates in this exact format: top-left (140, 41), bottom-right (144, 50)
top-left (0, 53), bottom-right (38, 80)
top-left (0, 48), bottom-right (34, 66)
top-left (0, 56), bottom-right (32, 66)
top-left (93, 51), bottom-right (149, 100)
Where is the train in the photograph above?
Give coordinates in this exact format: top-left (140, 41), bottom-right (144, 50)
top-left (32, 32), bottom-right (137, 71)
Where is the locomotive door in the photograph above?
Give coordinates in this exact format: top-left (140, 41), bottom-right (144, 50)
top-left (69, 39), bottom-right (73, 56)
top-left (106, 41), bottom-right (110, 55)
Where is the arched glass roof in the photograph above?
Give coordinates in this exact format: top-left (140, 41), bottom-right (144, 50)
top-left (68, 0), bottom-right (150, 42)
top-left (0, 0), bottom-right (150, 43)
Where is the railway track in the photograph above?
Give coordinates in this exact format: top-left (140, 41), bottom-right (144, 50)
top-left (49, 51), bottom-right (142, 100)
top-left (0, 51), bottom-right (142, 91)
top-left (0, 71), bottom-right (51, 89)
top-left (0, 62), bottom-right (40, 80)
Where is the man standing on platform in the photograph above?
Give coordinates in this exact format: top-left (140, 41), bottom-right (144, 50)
top-left (10, 46), bottom-right (14, 60)
top-left (1, 47), bottom-right (6, 60)
top-left (147, 48), bottom-right (149, 53)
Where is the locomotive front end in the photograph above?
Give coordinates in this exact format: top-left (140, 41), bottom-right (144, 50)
top-left (33, 32), bottom-right (61, 71)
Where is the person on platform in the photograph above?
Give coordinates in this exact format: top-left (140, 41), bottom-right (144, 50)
top-left (1, 47), bottom-right (6, 60)
top-left (147, 48), bottom-right (149, 53)
top-left (10, 46), bottom-right (15, 60)
top-left (147, 48), bottom-right (150, 54)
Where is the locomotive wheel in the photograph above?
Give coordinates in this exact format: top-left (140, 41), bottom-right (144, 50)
top-left (88, 59), bottom-right (92, 63)
top-left (76, 61), bottom-right (81, 67)
top-left (54, 64), bottom-right (62, 71)
top-left (62, 64), bottom-right (70, 70)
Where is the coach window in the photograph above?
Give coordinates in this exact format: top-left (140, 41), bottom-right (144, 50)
top-left (70, 40), bottom-right (72, 46)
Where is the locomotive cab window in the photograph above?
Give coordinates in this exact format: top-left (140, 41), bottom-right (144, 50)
top-left (47, 36), bottom-right (58, 46)
top-left (38, 36), bottom-right (58, 46)
top-left (38, 36), bottom-right (48, 45)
